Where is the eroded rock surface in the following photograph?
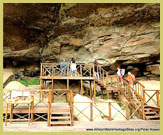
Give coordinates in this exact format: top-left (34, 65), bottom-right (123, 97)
top-left (3, 3), bottom-right (160, 79)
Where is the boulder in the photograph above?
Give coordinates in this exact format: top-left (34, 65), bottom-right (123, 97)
top-left (3, 69), bottom-right (14, 88)
top-left (4, 81), bottom-right (29, 98)
top-left (146, 64), bottom-right (160, 75)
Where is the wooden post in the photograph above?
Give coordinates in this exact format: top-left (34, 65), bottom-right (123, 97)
top-left (90, 81), bottom-right (92, 100)
top-left (143, 89), bottom-right (146, 104)
top-left (80, 65), bottom-right (82, 77)
top-left (67, 79), bottom-right (69, 90)
top-left (70, 90), bottom-right (74, 126)
top-left (93, 80), bottom-right (96, 103)
top-left (28, 103), bottom-right (31, 126)
top-left (93, 65), bottom-right (95, 78)
top-left (118, 91), bottom-right (121, 101)
top-left (109, 102), bottom-right (111, 121)
top-left (31, 96), bottom-right (34, 122)
top-left (80, 80), bottom-right (83, 95)
top-left (47, 90), bottom-right (52, 126)
top-left (126, 102), bottom-right (129, 120)
top-left (156, 91), bottom-right (160, 107)
top-left (90, 102), bottom-right (93, 121)
top-left (141, 101), bottom-right (145, 120)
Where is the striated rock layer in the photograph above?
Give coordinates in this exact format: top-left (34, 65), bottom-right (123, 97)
top-left (3, 3), bottom-right (160, 79)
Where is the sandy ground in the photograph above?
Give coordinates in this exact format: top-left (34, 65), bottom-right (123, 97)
top-left (139, 80), bottom-right (160, 90)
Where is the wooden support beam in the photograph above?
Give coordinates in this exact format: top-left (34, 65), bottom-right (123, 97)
top-left (31, 99), bottom-right (34, 122)
top-left (156, 91), bottom-right (160, 107)
top-left (47, 90), bottom-right (52, 126)
top-left (90, 81), bottom-right (92, 100)
top-left (52, 79), bottom-right (54, 102)
top-left (67, 79), bottom-right (69, 90)
top-left (93, 80), bottom-right (96, 103)
top-left (141, 101), bottom-right (145, 120)
top-left (80, 80), bottom-right (83, 95)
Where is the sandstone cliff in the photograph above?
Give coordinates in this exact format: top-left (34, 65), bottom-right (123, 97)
top-left (3, 3), bottom-right (160, 79)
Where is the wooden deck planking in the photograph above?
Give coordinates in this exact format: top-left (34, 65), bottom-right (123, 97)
top-left (3, 103), bottom-right (69, 114)
top-left (40, 76), bottom-right (95, 80)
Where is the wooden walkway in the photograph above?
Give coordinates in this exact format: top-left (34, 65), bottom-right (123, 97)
top-left (3, 120), bottom-right (160, 132)
top-left (40, 76), bottom-right (94, 80)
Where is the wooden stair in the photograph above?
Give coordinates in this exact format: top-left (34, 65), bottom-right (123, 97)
top-left (95, 79), bottom-right (121, 91)
top-left (50, 103), bottom-right (71, 126)
top-left (144, 104), bottom-right (160, 120)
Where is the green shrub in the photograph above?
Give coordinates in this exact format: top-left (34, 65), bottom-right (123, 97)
top-left (18, 77), bottom-right (40, 86)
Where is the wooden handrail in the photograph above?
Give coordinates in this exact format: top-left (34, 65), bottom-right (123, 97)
top-left (122, 79), bottom-right (144, 101)
top-left (136, 81), bottom-right (145, 88)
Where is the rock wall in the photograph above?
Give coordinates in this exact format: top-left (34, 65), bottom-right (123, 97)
top-left (3, 3), bottom-right (160, 79)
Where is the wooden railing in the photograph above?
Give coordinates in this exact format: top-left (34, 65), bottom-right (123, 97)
top-left (47, 89), bottom-right (74, 126)
top-left (41, 63), bottom-right (94, 77)
top-left (107, 75), bottom-right (120, 88)
top-left (121, 80), bottom-right (145, 119)
top-left (3, 89), bottom-right (51, 107)
top-left (133, 81), bottom-right (145, 98)
top-left (94, 66), bottom-right (108, 82)
top-left (143, 89), bottom-right (160, 107)
top-left (73, 101), bottom-right (130, 121)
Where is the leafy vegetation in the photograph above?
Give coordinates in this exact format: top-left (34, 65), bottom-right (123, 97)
top-left (18, 77), bottom-right (40, 86)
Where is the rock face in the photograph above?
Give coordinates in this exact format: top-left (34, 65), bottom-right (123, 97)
top-left (3, 3), bottom-right (160, 79)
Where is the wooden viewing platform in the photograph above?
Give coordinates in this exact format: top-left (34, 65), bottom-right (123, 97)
top-left (3, 63), bottom-right (160, 127)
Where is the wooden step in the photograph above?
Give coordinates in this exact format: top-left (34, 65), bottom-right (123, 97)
top-left (51, 116), bottom-right (70, 120)
top-left (144, 108), bottom-right (152, 111)
top-left (50, 121), bottom-right (71, 125)
top-left (146, 115), bottom-right (160, 119)
top-left (145, 112), bottom-right (156, 115)
top-left (52, 108), bottom-right (70, 112)
top-left (144, 105), bottom-right (151, 108)
top-left (51, 111), bottom-right (70, 114)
